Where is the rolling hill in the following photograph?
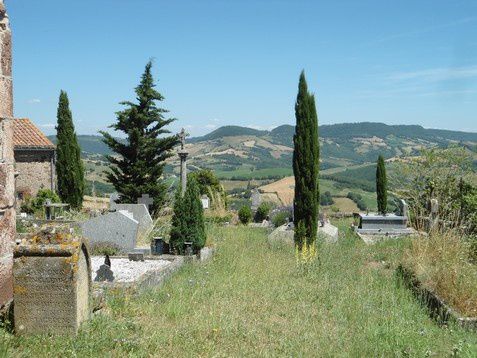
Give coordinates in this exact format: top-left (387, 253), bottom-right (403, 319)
top-left (57, 122), bottom-right (476, 188)
top-left (183, 122), bottom-right (476, 179)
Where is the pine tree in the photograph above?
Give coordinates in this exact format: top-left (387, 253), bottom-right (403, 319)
top-left (101, 62), bottom-right (178, 213)
top-left (293, 71), bottom-right (320, 249)
top-left (376, 155), bottom-right (387, 215)
top-left (55, 91), bottom-right (84, 209)
top-left (169, 177), bottom-right (206, 253)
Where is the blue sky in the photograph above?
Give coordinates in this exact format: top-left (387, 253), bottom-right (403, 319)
top-left (7, 0), bottom-right (477, 136)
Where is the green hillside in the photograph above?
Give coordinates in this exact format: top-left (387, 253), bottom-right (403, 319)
top-left (48, 135), bottom-right (121, 156)
top-left (59, 123), bottom-right (476, 195)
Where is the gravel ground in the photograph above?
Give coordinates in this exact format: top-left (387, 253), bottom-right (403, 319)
top-left (91, 257), bottom-right (171, 283)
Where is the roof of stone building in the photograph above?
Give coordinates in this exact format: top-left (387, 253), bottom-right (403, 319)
top-left (13, 118), bottom-right (55, 149)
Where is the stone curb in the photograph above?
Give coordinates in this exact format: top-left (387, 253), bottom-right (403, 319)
top-left (396, 265), bottom-right (477, 331)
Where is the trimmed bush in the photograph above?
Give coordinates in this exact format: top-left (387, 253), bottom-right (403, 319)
top-left (254, 202), bottom-right (272, 223)
top-left (272, 211), bottom-right (289, 227)
top-left (238, 206), bottom-right (252, 225)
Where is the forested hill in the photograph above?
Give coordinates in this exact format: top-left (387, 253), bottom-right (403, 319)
top-left (48, 135), bottom-right (117, 156)
top-left (191, 122), bottom-right (477, 146)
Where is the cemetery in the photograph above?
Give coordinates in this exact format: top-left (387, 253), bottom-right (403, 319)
top-left (0, 1), bottom-right (477, 356)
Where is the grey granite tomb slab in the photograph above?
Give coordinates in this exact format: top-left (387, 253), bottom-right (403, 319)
top-left (110, 203), bottom-right (153, 238)
top-left (80, 210), bottom-right (139, 252)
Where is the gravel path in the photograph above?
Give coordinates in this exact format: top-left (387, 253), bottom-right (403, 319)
top-left (91, 257), bottom-right (171, 283)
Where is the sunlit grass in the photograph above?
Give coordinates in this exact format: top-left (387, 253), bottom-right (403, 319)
top-left (1, 223), bottom-right (476, 356)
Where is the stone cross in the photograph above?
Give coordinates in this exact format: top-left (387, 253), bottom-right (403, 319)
top-left (400, 199), bottom-right (409, 219)
top-left (137, 194), bottom-right (154, 212)
top-left (178, 128), bottom-right (189, 196)
top-left (179, 128), bottom-right (189, 150)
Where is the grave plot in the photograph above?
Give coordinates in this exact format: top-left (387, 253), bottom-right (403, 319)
top-left (91, 256), bottom-right (172, 283)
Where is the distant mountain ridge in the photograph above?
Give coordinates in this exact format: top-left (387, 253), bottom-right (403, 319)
top-left (52, 122), bottom-right (476, 180)
top-left (192, 122), bottom-right (477, 145)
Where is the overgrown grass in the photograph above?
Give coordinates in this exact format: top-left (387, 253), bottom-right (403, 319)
top-left (402, 231), bottom-right (477, 317)
top-left (1, 224), bottom-right (476, 356)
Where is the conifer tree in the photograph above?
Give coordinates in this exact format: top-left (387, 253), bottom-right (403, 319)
top-left (376, 155), bottom-right (387, 214)
top-left (55, 91), bottom-right (84, 209)
top-left (101, 62), bottom-right (178, 213)
top-left (293, 71), bottom-right (319, 249)
top-left (169, 177), bottom-right (206, 253)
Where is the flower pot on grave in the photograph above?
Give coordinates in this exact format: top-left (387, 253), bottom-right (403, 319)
top-left (150, 237), bottom-right (164, 255)
top-left (13, 229), bottom-right (92, 335)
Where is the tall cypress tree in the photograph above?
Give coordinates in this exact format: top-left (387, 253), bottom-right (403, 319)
top-left (55, 91), bottom-right (84, 209)
top-left (101, 62), bottom-right (178, 213)
top-left (293, 71), bottom-right (319, 249)
top-left (376, 155), bottom-right (387, 215)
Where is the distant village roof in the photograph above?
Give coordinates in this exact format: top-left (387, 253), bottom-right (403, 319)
top-left (13, 118), bottom-right (55, 149)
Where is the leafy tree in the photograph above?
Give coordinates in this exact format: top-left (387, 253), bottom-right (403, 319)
top-left (188, 169), bottom-right (227, 209)
top-left (238, 206), bottom-right (252, 224)
top-left (376, 155), bottom-right (387, 214)
top-left (169, 178), bottom-right (206, 253)
top-left (101, 61), bottom-right (178, 214)
top-left (319, 191), bottom-right (334, 206)
top-left (347, 192), bottom-right (367, 211)
top-left (293, 71), bottom-right (319, 249)
top-left (394, 147), bottom-right (476, 234)
top-left (55, 91), bottom-right (84, 209)
top-left (20, 189), bottom-right (60, 215)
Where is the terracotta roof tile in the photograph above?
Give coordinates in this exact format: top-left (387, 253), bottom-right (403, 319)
top-left (13, 118), bottom-right (55, 149)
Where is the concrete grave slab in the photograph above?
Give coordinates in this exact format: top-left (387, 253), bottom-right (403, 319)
top-left (80, 210), bottom-right (139, 252)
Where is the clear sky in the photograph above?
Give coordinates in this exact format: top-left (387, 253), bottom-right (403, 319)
top-left (6, 0), bottom-right (477, 136)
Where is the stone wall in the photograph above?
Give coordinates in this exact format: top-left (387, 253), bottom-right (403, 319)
top-left (0, 0), bottom-right (16, 310)
top-left (15, 150), bottom-right (55, 197)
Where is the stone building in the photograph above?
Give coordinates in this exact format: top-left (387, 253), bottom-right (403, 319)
top-left (13, 118), bottom-right (56, 200)
top-left (0, 0), bottom-right (16, 310)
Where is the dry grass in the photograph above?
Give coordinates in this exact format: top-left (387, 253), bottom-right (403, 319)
top-left (82, 196), bottom-right (109, 211)
top-left (330, 197), bottom-right (359, 212)
top-left (402, 231), bottom-right (477, 317)
top-left (259, 176), bottom-right (295, 206)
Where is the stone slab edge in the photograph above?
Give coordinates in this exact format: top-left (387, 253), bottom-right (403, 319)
top-left (396, 265), bottom-right (477, 331)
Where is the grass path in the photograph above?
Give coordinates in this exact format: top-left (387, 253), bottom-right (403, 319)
top-left (1, 224), bottom-right (477, 356)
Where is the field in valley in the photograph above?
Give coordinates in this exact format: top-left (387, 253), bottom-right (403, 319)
top-left (2, 223), bottom-right (476, 356)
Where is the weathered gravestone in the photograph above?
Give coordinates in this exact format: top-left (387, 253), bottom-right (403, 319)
top-left (13, 229), bottom-right (91, 335)
top-left (109, 203), bottom-right (153, 238)
top-left (137, 194), bottom-right (154, 211)
top-left (80, 210), bottom-right (139, 252)
top-left (251, 189), bottom-right (261, 211)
